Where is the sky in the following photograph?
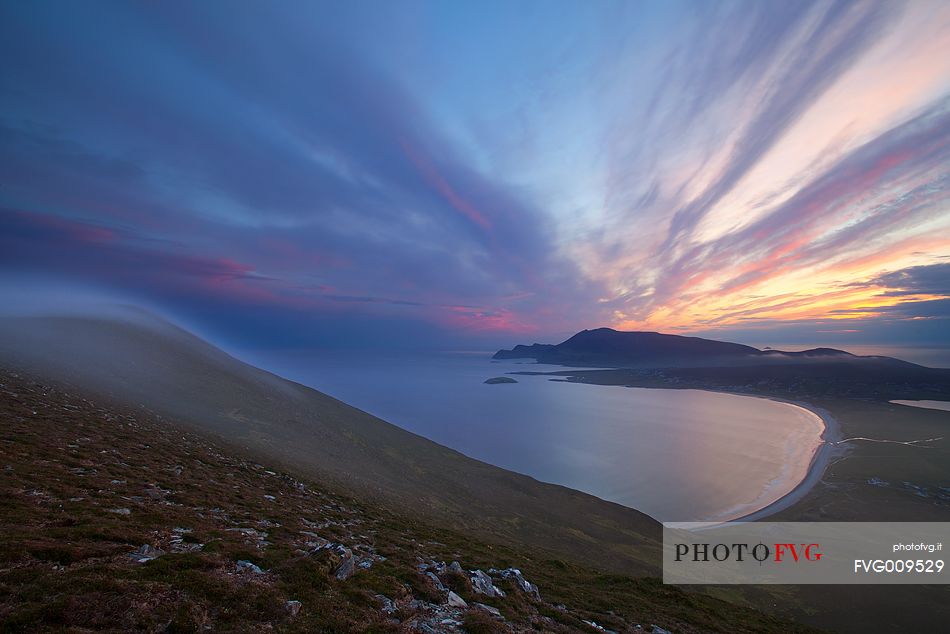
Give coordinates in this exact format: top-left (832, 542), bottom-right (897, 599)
top-left (1, 0), bottom-right (949, 351)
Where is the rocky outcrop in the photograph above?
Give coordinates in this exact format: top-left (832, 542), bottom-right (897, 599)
top-left (402, 559), bottom-right (562, 632)
top-left (491, 567), bottom-right (541, 599)
top-left (470, 569), bottom-right (505, 598)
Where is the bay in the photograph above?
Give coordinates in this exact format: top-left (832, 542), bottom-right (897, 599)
top-left (269, 351), bottom-right (825, 522)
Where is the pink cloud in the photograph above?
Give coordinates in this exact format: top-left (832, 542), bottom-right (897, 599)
top-left (399, 138), bottom-right (492, 231)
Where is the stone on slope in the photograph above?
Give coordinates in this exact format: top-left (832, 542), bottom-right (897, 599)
top-left (474, 603), bottom-right (503, 619)
top-left (236, 560), bottom-right (264, 574)
top-left (129, 544), bottom-right (164, 563)
top-left (470, 569), bottom-right (505, 598)
top-left (446, 591), bottom-right (468, 608)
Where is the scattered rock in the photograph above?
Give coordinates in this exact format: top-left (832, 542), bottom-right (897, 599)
top-left (129, 544), bottom-right (164, 563)
top-left (446, 591), bottom-right (467, 608)
top-left (108, 507), bottom-right (131, 515)
top-left (236, 560), bottom-right (264, 574)
top-left (651, 626), bottom-right (671, 634)
top-left (145, 486), bottom-right (169, 501)
top-left (285, 600), bottom-right (302, 617)
top-left (375, 594), bottom-right (397, 615)
top-left (300, 530), bottom-right (330, 551)
top-left (226, 527), bottom-right (267, 541)
top-left (334, 550), bottom-right (356, 580)
top-left (169, 530), bottom-right (203, 553)
top-left (447, 560), bottom-right (464, 574)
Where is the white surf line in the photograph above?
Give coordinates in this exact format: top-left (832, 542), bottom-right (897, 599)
top-left (834, 436), bottom-right (943, 448)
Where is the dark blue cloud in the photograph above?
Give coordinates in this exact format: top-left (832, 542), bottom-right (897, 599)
top-left (871, 263), bottom-right (950, 297)
top-left (0, 1), bottom-right (602, 345)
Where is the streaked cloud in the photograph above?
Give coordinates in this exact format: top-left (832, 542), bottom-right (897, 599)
top-left (1, 1), bottom-right (948, 347)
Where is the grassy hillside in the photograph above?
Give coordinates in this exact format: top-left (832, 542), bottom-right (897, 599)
top-left (0, 368), bottom-right (812, 633)
top-left (0, 313), bottom-right (659, 578)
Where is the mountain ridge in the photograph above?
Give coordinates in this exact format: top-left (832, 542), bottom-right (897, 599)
top-left (493, 327), bottom-right (904, 368)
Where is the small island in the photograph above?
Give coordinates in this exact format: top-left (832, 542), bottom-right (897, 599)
top-left (484, 376), bottom-right (518, 384)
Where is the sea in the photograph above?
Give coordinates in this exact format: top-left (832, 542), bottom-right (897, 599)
top-left (265, 351), bottom-right (827, 522)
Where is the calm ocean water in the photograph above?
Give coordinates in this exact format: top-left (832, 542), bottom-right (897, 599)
top-left (267, 351), bottom-right (824, 522)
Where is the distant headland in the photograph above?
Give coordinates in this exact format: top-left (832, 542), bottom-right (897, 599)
top-left (494, 327), bottom-right (860, 368)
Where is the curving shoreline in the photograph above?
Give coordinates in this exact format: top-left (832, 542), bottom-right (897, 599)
top-left (593, 379), bottom-right (844, 523)
top-left (731, 397), bottom-right (845, 522)
top-left (548, 372), bottom-right (846, 523)
top-left (654, 390), bottom-right (842, 523)
top-left (577, 381), bottom-right (841, 523)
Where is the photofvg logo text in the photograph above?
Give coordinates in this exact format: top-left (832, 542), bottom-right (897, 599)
top-left (674, 541), bottom-right (822, 564)
top-left (663, 522), bottom-right (950, 584)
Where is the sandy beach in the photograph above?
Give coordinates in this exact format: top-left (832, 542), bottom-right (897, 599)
top-left (889, 399), bottom-right (950, 413)
top-left (732, 398), bottom-right (845, 522)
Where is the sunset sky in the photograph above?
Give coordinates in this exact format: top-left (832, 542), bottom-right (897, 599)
top-left (2, 1), bottom-right (949, 350)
